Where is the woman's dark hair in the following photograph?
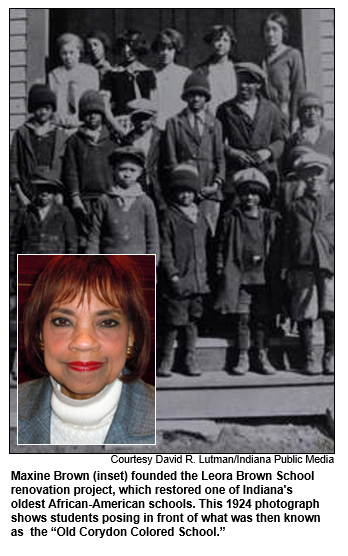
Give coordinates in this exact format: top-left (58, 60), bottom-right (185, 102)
top-left (261, 11), bottom-right (290, 43)
top-left (203, 24), bottom-right (237, 47)
top-left (22, 255), bottom-right (152, 383)
top-left (85, 30), bottom-right (112, 56)
top-left (152, 28), bottom-right (185, 54)
top-left (114, 29), bottom-right (149, 57)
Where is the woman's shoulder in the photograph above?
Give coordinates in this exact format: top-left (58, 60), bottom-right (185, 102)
top-left (18, 377), bottom-right (51, 417)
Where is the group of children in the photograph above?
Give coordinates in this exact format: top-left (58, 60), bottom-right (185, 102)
top-left (10, 25), bottom-right (334, 380)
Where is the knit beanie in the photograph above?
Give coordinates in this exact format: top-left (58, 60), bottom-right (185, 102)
top-left (181, 73), bottom-right (211, 101)
top-left (169, 163), bottom-right (201, 192)
top-left (28, 84), bottom-right (57, 113)
top-left (78, 90), bottom-right (105, 120)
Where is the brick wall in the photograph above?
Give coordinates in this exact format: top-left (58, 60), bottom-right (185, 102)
top-left (320, 9), bottom-right (334, 128)
top-left (10, 9), bottom-right (28, 142)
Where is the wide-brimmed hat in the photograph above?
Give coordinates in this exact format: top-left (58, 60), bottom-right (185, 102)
top-left (169, 163), bottom-right (200, 192)
top-left (30, 168), bottom-right (63, 191)
top-left (233, 168), bottom-right (270, 197)
top-left (109, 146), bottom-right (146, 167)
top-left (181, 73), bottom-right (211, 101)
top-left (235, 62), bottom-right (266, 84)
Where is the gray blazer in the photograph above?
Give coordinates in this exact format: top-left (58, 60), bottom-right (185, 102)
top-left (18, 372), bottom-right (155, 445)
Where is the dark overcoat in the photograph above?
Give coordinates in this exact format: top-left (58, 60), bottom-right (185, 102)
top-left (214, 206), bottom-right (282, 314)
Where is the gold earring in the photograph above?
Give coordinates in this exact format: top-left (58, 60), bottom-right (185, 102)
top-left (39, 341), bottom-right (44, 352)
top-left (126, 345), bottom-right (134, 358)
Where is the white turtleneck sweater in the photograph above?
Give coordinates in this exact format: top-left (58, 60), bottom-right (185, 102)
top-left (50, 377), bottom-right (122, 445)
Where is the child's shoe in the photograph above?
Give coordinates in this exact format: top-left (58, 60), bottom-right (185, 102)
top-left (255, 349), bottom-right (276, 375)
top-left (157, 358), bottom-right (173, 377)
top-left (232, 350), bottom-right (249, 375)
top-left (322, 351), bottom-right (334, 375)
top-left (303, 353), bottom-right (321, 375)
top-left (183, 354), bottom-right (202, 377)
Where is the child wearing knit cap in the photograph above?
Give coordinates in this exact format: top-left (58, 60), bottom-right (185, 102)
top-left (63, 89), bottom-right (119, 252)
top-left (10, 84), bottom-right (68, 207)
top-left (157, 164), bottom-right (211, 377)
top-left (86, 146), bottom-right (159, 257)
top-left (214, 168), bottom-right (282, 375)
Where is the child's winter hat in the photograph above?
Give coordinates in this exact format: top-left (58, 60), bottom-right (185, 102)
top-left (109, 146), bottom-right (146, 167)
top-left (181, 73), bottom-right (211, 101)
top-left (30, 168), bottom-right (63, 191)
top-left (78, 90), bottom-right (105, 120)
top-left (169, 163), bottom-right (200, 192)
top-left (28, 84), bottom-right (57, 113)
top-left (233, 168), bottom-right (270, 197)
top-left (297, 92), bottom-right (324, 114)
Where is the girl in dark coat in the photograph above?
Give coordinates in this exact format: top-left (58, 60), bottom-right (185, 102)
top-left (10, 84), bottom-right (68, 206)
top-left (158, 164), bottom-right (210, 377)
top-left (214, 168), bottom-right (282, 375)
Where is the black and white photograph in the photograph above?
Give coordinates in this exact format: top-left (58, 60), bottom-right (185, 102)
top-left (9, 8), bottom-right (334, 454)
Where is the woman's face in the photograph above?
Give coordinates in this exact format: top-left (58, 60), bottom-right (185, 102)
top-left (121, 43), bottom-right (136, 65)
top-left (263, 20), bottom-right (284, 49)
top-left (41, 293), bottom-right (134, 400)
top-left (157, 44), bottom-right (176, 66)
top-left (212, 31), bottom-right (232, 58)
top-left (60, 41), bottom-right (80, 69)
top-left (86, 37), bottom-right (105, 63)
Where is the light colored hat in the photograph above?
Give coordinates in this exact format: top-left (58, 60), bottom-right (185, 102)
top-left (293, 151), bottom-right (331, 171)
top-left (233, 168), bottom-right (270, 193)
top-left (126, 98), bottom-right (157, 120)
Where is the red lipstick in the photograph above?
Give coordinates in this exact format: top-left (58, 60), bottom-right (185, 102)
top-left (67, 361), bottom-right (104, 372)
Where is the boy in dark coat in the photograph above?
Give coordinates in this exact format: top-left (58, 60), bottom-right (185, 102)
top-left (86, 146), bottom-right (159, 257)
top-left (216, 62), bottom-right (284, 202)
top-left (214, 168), bottom-right (282, 375)
top-left (158, 164), bottom-right (210, 377)
top-left (10, 84), bottom-right (67, 206)
top-left (63, 89), bottom-right (119, 251)
top-left (123, 99), bottom-right (166, 215)
top-left (11, 169), bottom-right (78, 256)
top-left (283, 92), bottom-right (334, 185)
top-left (282, 152), bottom-right (334, 375)
top-left (164, 73), bottom-right (225, 234)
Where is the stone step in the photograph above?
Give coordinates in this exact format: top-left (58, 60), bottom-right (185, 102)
top-left (158, 334), bottom-right (325, 373)
top-left (156, 369), bottom-right (334, 420)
